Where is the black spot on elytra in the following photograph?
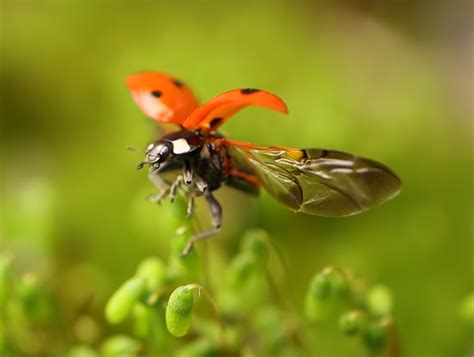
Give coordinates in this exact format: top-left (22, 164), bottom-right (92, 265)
top-left (241, 88), bottom-right (259, 95)
top-left (172, 79), bottom-right (184, 88)
top-left (321, 149), bottom-right (329, 158)
top-left (210, 117), bottom-right (223, 127)
top-left (151, 90), bottom-right (162, 98)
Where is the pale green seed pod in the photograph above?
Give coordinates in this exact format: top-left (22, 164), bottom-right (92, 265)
top-left (310, 271), bottom-right (332, 300)
top-left (363, 320), bottom-right (387, 351)
top-left (100, 335), bottom-right (141, 356)
top-left (166, 286), bottom-right (194, 337)
top-left (16, 274), bottom-right (40, 306)
top-left (132, 302), bottom-right (152, 338)
top-left (241, 229), bottom-right (270, 266)
top-left (105, 277), bottom-right (146, 324)
top-left (339, 310), bottom-right (365, 336)
top-left (0, 253), bottom-right (12, 306)
top-left (304, 271), bottom-right (333, 321)
top-left (330, 271), bottom-right (350, 300)
top-left (459, 292), bottom-right (474, 325)
top-left (305, 292), bottom-right (331, 321)
top-left (66, 345), bottom-right (97, 357)
top-left (367, 285), bottom-right (393, 316)
top-left (135, 257), bottom-right (166, 292)
top-left (175, 338), bottom-right (218, 357)
top-left (227, 253), bottom-right (258, 289)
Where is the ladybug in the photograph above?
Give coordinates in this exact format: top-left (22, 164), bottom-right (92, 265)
top-left (127, 71), bottom-right (401, 255)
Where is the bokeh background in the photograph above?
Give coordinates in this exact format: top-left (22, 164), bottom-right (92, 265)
top-left (1, 0), bottom-right (473, 356)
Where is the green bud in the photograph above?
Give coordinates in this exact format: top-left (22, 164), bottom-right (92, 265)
top-left (135, 257), bottom-right (166, 292)
top-left (228, 253), bottom-right (258, 289)
top-left (459, 292), bottom-right (474, 324)
top-left (100, 335), bottom-right (141, 357)
top-left (16, 273), bottom-right (52, 321)
top-left (73, 315), bottom-right (100, 344)
top-left (304, 271), bottom-right (335, 321)
top-left (105, 277), bottom-right (146, 324)
top-left (363, 320), bottom-right (387, 351)
top-left (17, 274), bottom-right (41, 306)
top-left (241, 229), bottom-right (270, 266)
top-left (330, 271), bottom-right (350, 300)
top-left (339, 310), bottom-right (365, 336)
top-left (305, 292), bottom-right (331, 322)
top-left (67, 345), bottom-right (97, 357)
top-left (166, 286), bottom-right (194, 337)
top-left (367, 285), bottom-right (393, 316)
top-left (175, 338), bottom-right (218, 357)
top-left (132, 303), bottom-right (152, 338)
top-left (309, 271), bottom-right (332, 300)
top-left (0, 253), bottom-right (12, 306)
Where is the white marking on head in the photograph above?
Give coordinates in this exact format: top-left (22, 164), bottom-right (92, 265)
top-left (171, 138), bottom-right (192, 154)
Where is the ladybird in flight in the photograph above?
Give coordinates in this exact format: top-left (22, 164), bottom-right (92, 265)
top-left (127, 71), bottom-right (401, 255)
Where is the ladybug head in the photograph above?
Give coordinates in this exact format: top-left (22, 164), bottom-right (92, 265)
top-left (136, 141), bottom-right (172, 172)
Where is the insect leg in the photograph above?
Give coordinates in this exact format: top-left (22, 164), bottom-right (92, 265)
top-left (195, 175), bottom-right (208, 192)
top-left (147, 173), bottom-right (169, 204)
top-left (186, 195), bottom-right (195, 218)
top-left (206, 190), bottom-right (222, 229)
top-left (183, 161), bottom-right (193, 185)
top-left (146, 190), bottom-right (169, 204)
top-left (169, 175), bottom-right (184, 202)
top-left (182, 190), bottom-right (222, 256)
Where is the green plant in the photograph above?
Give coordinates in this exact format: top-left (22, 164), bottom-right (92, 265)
top-left (95, 197), bottom-right (403, 356)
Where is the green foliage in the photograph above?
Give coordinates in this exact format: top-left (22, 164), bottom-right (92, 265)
top-left (304, 267), bottom-right (399, 354)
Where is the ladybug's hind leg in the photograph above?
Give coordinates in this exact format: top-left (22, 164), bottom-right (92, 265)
top-left (182, 190), bottom-right (222, 256)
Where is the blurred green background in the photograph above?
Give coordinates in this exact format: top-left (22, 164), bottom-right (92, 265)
top-left (1, 0), bottom-right (473, 356)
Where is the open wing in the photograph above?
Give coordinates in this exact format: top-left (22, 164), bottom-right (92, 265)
top-left (182, 88), bottom-right (288, 131)
top-left (226, 140), bottom-right (401, 217)
top-left (126, 71), bottom-right (199, 125)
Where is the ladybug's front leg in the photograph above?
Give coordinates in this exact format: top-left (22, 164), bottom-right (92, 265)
top-left (147, 172), bottom-right (170, 204)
